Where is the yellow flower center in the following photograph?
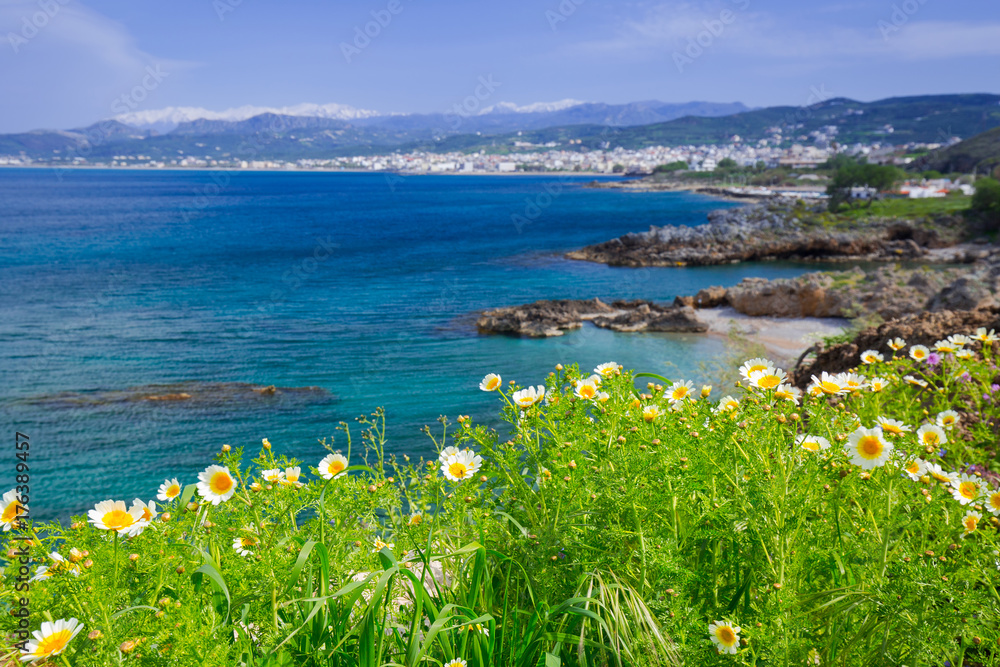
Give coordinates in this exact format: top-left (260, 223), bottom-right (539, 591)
top-left (241, 537), bottom-right (256, 547)
top-left (913, 349), bottom-right (926, 359)
top-left (101, 510), bottom-right (134, 531)
top-left (922, 432), bottom-right (939, 445)
top-left (989, 493), bottom-right (1000, 512)
top-left (210, 472), bottom-right (233, 494)
top-left (801, 441), bottom-right (820, 452)
top-left (36, 629), bottom-right (73, 657)
top-left (329, 461), bottom-right (345, 475)
top-left (715, 626), bottom-right (737, 646)
top-left (882, 424), bottom-right (902, 435)
top-left (964, 516), bottom-right (978, 532)
top-left (139, 506), bottom-right (153, 521)
top-left (166, 484), bottom-right (180, 498)
top-left (485, 377), bottom-right (500, 390)
top-left (905, 462), bottom-right (920, 475)
top-left (747, 364), bottom-right (768, 374)
top-left (931, 471), bottom-right (951, 483)
top-left (449, 462), bottom-right (469, 479)
top-left (756, 375), bottom-right (781, 390)
top-left (579, 386), bottom-right (595, 399)
top-left (857, 435), bottom-right (883, 459)
top-left (820, 381), bottom-right (841, 394)
top-left (1, 500), bottom-right (23, 524)
top-left (959, 482), bottom-right (977, 500)
top-left (941, 417), bottom-right (955, 426)
top-left (672, 387), bottom-right (689, 399)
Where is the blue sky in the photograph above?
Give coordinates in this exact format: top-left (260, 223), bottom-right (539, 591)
top-left (1, 0), bottom-right (998, 132)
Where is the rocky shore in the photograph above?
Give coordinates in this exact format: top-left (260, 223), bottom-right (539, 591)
top-left (791, 307), bottom-right (1000, 387)
top-left (566, 201), bottom-right (967, 267)
top-left (476, 298), bottom-right (707, 337)
top-left (476, 251), bottom-right (1000, 366)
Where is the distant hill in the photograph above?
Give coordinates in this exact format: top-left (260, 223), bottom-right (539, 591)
top-left (420, 94), bottom-right (1000, 152)
top-left (2, 94), bottom-right (998, 164)
top-left (911, 125), bottom-right (1000, 175)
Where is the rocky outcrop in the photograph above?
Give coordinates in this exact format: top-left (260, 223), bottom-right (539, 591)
top-left (566, 202), bottom-right (966, 267)
top-left (476, 299), bottom-right (707, 337)
top-left (684, 258), bottom-right (1000, 322)
top-left (791, 308), bottom-right (1000, 386)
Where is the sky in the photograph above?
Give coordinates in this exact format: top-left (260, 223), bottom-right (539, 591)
top-left (0, 0), bottom-right (998, 132)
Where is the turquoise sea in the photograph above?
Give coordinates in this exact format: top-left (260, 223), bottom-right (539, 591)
top-left (0, 169), bottom-right (816, 520)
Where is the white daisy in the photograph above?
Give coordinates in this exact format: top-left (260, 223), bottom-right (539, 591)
top-left (513, 385), bottom-right (545, 408)
top-left (845, 427), bottom-right (893, 469)
top-left (318, 453), bottom-right (349, 479)
top-left (935, 410), bottom-right (959, 429)
top-left (796, 434), bottom-right (830, 453)
top-left (951, 473), bottom-right (984, 505)
top-left (0, 489), bottom-right (27, 531)
top-left (196, 465), bottom-right (238, 505)
top-left (916, 424), bottom-right (947, 448)
top-left (19, 618), bottom-right (83, 662)
top-left (903, 458), bottom-right (926, 481)
top-left (88, 500), bottom-right (144, 534)
top-left (708, 620), bottom-right (741, 655)
top-left (156, 478), bottom-right (182, 503)
top-left (232, 536), bottom-right (258, 557)
top-left (739, 358), bottom-right (773, 382)
top-left (860, 349), bottom-right (883, 364)
top-left (594, 362), bottom-right (620, 378)
top-left (441, 450), bottom-right (482, 482)
top-left (479, 373), bottom-right (502, 392)
top-left (667, 379), bottom-right (695, 404)
top-left (574, 379), bottom-right (599, 401)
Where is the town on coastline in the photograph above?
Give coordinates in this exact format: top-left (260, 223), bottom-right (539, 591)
top-left (0, 130), bottom-right (959, 179)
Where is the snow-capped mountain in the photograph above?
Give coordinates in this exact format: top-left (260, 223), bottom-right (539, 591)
top-left (479, 99), bottom-right (587, 115)
top-left (114, 103), bottom-right (382, 133)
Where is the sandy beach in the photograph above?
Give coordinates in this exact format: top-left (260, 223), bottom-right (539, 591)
top-left (697, 306), bottom-right (848, 361)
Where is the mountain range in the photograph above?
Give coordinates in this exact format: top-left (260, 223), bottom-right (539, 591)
top-left (110, 99), bottom-right (751, 134)
top-left (1, 95), bottom-right (998, 164)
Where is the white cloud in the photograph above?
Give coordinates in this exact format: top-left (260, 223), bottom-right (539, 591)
top-left (568, 3), bottom-right (1000, 63)
top-left (884, 21), bottom-right (1000, 59)
top-left (0, 1), bottom-right (193, 131)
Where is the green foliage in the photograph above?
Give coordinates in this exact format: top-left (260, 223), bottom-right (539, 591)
top-left (972, 177), bottom-right (1000, 227)
top-left (715, 158), bottom-right (738, 171)
top-left (653, 161), bottom-right (688, 173)
top-left (4, 336), bottom-right (1000, 666)
top-left (826, 159), bottom-right (907, 211)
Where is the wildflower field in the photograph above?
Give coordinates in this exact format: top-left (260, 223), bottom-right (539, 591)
top-left (3, 330), bottom-right (1000, 666)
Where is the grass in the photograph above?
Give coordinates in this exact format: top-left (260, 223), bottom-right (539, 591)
top-left (836, 195), bottom-right (972, 220)
top-left (3, 332), bottom-right (1000, 666)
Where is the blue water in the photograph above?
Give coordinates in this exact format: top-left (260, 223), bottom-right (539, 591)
top-left (1, 169), bottom-right (815, 520)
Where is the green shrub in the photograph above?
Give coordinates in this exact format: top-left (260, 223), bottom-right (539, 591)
top-left (4, 331), bottom-right (1000, 666)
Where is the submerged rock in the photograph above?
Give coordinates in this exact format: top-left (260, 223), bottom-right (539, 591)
top-left (26, 382), bottom-right (332, 409)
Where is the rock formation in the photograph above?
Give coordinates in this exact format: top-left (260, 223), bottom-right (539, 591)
top-left (476, 298), bottom-right (707, 337)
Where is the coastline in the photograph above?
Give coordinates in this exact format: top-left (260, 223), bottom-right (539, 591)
top-left (697, 306), bottom-right (847, 361)
top-left (0, 164), bottom-right (620, 178)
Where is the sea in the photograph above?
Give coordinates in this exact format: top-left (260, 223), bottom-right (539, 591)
top-left (0, 168), bottom-right (816, 520)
